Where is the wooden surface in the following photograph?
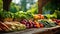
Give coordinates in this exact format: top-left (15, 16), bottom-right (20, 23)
top-left (0, 26), bottom-right (60, 34)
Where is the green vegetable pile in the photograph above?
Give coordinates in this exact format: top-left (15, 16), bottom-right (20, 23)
top-left (38, 19), bottom-right (57, 28)
top-left (44, 12), bottom-right (57, 19)
top-left (14, 11), bottom-right (33, 20)
top-left (0, 10), bottom-right (35, 21)
top-left (0, 10), bottom-right (14, 19)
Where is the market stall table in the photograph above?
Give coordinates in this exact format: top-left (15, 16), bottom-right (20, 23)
top-left (0, 26), bottom-right (60, 34)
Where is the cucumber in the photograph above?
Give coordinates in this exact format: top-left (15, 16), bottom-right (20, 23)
top-left (38, 19), bottom-right (56, 28)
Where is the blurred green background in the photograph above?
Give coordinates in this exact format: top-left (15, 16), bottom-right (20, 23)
top-left (10, 0), bottom-right (38, 13)
top-left (0, 0), bottom-right (60, 19)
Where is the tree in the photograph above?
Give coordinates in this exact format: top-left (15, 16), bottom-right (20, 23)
top-left (3, 0), bottom-right (12, 11)
top-left (38, 0), bottom-right (51, 14)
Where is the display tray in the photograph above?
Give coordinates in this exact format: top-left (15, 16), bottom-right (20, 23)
top-left (0, 26), bottom-right (60, 34)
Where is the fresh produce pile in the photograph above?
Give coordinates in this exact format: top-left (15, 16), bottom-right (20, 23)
top-left (38, 19), bottom-right (57, 28)
top-left (0, 21), bottom-right (26, 32)
top-left (52, 19), bottom-right (60, 26)
top-left (0, 11), bottom-right (59, 32)
top-left (20, 19), bottom-right (44, 28)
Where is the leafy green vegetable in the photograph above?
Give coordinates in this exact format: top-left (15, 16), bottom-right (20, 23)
top-left (14, 11), bottom-right (34, 20)
top-left (0, 10), bottom-right (14, 19)
top-left (44, 13), bottom-right (57, 19)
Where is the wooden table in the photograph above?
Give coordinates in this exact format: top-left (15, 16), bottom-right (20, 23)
top-left (0, 26), bottom-right (60, 34)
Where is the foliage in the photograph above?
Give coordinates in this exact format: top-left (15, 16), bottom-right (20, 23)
top-left (9, 1), bottom-right (38, 14)
top-left (44, 10), bottom-right (60, 19)
top-left (10, 3), bottom-right (21, 13)
top-left (54, 10), bottom-right (60, 19)
top-left (43, 0), bottom-right (60, 14)
top-left (0, 0), bottom-right (3, 10)
top-left (27, 2), bottom-right (38, 14)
